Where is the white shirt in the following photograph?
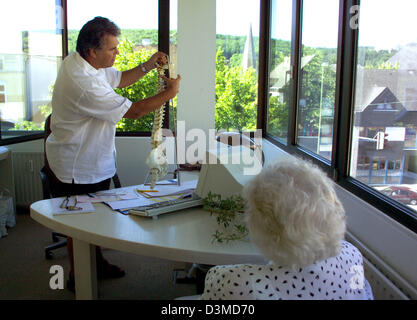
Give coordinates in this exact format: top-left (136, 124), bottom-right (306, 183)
top-left (200, 241), bottom-right (373, 300)
top-left (46, 52), bottom-right (132, 184)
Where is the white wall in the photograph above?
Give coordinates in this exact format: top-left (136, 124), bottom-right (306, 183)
top-left (6, 139), bottom-right (43, 153)
top-left (176, 0), bottom-right (216, 162)
top-left (114, 137), bottom-right (152, 186)
top-left (5, 137), bottom-right (152, 188)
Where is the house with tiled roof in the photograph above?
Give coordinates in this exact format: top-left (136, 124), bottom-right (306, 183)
top-left (352, 44), bottom-right (417, 185)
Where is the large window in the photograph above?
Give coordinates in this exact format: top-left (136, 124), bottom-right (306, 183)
top-left (264, 0), bottom-right (417, 232)
top-left (169, 0), bottom-right (178, 132)
top-left (0, 0), bottom-right (63, 143)
top-left (215, 0), bottom-right (260, 132)
top-left (296, 0), bottom-right (339, 161)
top-left (0, 0), bottom-right (171, 144)
top-left (267, 0), bottom-right (292, 144)
top-left (349, 0), bottom-right (417, 216)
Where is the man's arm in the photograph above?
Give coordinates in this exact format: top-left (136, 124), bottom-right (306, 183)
top-left (117, 51), bottom-right (168, 89)
top-left (123, 75), bottom-right (181, 119)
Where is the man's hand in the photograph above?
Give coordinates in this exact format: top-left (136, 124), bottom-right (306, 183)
top-left (161, 74), bottom-right (181, 98)
top-left (145, 51), bottom-right (168, 71)
top-left (118, 51), bottom-right (169, 88)
top-left (123, 74), bottom-right (182, 119)
top-left (146, 51), bottom-right (168, 69)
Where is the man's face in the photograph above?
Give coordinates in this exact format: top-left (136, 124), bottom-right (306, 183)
top-left (91, 34), bottom-right (119, 68)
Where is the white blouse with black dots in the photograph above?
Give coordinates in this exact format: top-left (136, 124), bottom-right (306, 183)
top-left (200, 241), bottom-right (373, 300)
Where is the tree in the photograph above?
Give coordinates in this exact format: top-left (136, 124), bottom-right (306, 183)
top-left (215, 47), bottom-right (258, 131)
top-left (113, 38), bottom-right (159, 132)
top-left (297, 50), bottom-right (337, 136)
top-left (267, 93), bottom-right (289, 138)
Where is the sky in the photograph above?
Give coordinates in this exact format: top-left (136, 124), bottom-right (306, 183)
top-left (1, 0), bottom-right (417, 51)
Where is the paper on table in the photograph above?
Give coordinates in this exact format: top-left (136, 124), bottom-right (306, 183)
top-left (105, 196), bottom-right (156, 210)
top-left (104, 180), bottom-right (198, 210)
top-left (76, 191), bottom-right (138, 203)
top-left (105, 193), bottom-right (190, 211)
top-left (51, 197), bottom-right (95, 215)
top-left (137, 179), bottom-right (198, 198)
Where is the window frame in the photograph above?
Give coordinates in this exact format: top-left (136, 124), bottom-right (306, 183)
top-left (261, 0), bottom-right (417, 233)
top-left (0, 81), bottom-right (6, 103)
top-left (0, 0), bottom-right (171, 144)
top-left (116, 0), bottom-right (171, 137)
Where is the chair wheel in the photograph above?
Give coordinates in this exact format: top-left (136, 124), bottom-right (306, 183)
top-left (45, 251), bottom-right (54, 260)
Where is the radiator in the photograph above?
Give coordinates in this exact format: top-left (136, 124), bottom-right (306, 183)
top-left (12, 152), bottom-right (44, 207)
top-left (346, 231), bottom-right (416, 300)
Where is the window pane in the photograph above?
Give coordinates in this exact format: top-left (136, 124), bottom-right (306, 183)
top-left (267, 0), bottom-right (292, 144)
top-left (67, 0), bottom-right (159, 133)
top-left (0, 0), bottom-right (62, 138)
top-left (215, 0), bottom-right (259, 132)
top-left (296, 0), bottom-right (339, 160)
top-left (350, 1), bottom-right (417, 215)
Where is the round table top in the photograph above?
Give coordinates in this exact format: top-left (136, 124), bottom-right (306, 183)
top-left (30, 198), bottom-right (266, 265)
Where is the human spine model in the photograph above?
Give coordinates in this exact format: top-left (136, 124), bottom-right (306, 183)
top-left (145, 61), bottom-right (169, 189)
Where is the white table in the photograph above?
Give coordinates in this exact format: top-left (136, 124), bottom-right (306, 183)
top-left (30, 198), bottom-right (265, 299)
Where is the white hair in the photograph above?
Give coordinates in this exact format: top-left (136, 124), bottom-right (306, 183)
top-left (243, 156), bottom-right (346, 269)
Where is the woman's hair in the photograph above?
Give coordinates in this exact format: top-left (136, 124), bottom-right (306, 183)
top-left (76, 16), bottom-right (120, 59)
top-left (243, 156), bottom-right (346, 269)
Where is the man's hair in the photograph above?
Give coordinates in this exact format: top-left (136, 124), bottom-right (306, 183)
top-left (243, 156), bottom-right (346, 269)
top-left (76, 16), bottom-right (120, 59)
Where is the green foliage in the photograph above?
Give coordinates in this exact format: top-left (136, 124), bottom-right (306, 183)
top-left (120, 29), bottom-right (158, 46)
top-left (270, 38), bottom-right (291, 67)
top-left (359, 47), bottom-right (398, 69)
top-left (267, 94), bottom-right (289, 138)
top-left (113, 38), bottom-right (158, 132)
top-left (365, 60), bottom-right (399, 70)
top-left (68, 29), bottom-right (160, 53)
top-left (9, 28), bottom-right (398, 136)
top-left (215, 47), bottom-right (258, 131)
top-left (11, 87), bottom-right (53, 131)
top-left (299, 53), bottom-right (337, 132)
top-left (216, 34), bottom-right (246, 61)
top-left (11, 120), bottom-right (44, 131)
top-left (38, 104), bottom-right (52, 117)
top-left (203, 192), bottom-right (248, 243)
top-left (67, 30), bottom-right (79, 54)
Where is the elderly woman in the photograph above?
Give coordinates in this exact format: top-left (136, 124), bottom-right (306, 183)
top-left (200, 157), bottom-right (373, 300)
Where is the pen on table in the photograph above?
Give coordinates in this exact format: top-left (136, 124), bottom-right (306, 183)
top-left (102, 202), bottom-right (129, 215)
top-left (116, 209), bottom-right (129, 215)
top-left (136, 189), bottom-right (159, 193)
top-left (94, 192), bottom-right (126, 196)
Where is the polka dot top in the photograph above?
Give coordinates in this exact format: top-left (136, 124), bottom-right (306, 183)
top-left (200, 241), bottom-right (373, 300)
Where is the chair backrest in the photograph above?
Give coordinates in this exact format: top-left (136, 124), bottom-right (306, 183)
top-left (112, 173), bottom-right (122, 188)
top-left (44, 114), bottom-right (51, 167)
top-left (40, 115), bottom-right (52, 199)
top-left (39, 167), bottom-right (52, 199)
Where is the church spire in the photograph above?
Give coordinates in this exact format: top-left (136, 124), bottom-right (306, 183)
top-left (242, 23), bottom-right (256, 72)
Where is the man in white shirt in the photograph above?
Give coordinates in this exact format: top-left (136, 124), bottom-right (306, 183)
top-left (44, 16), bottom-right (181, 292)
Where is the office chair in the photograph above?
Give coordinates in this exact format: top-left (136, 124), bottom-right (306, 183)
top-left (40, 166), bottom-right (68, 259)
top-left (41, 168), bottom-right (122, 259)
top-left (39, 115), bottom-right (67, 259)
top-left (40, 115), bottom-right (122, 259)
